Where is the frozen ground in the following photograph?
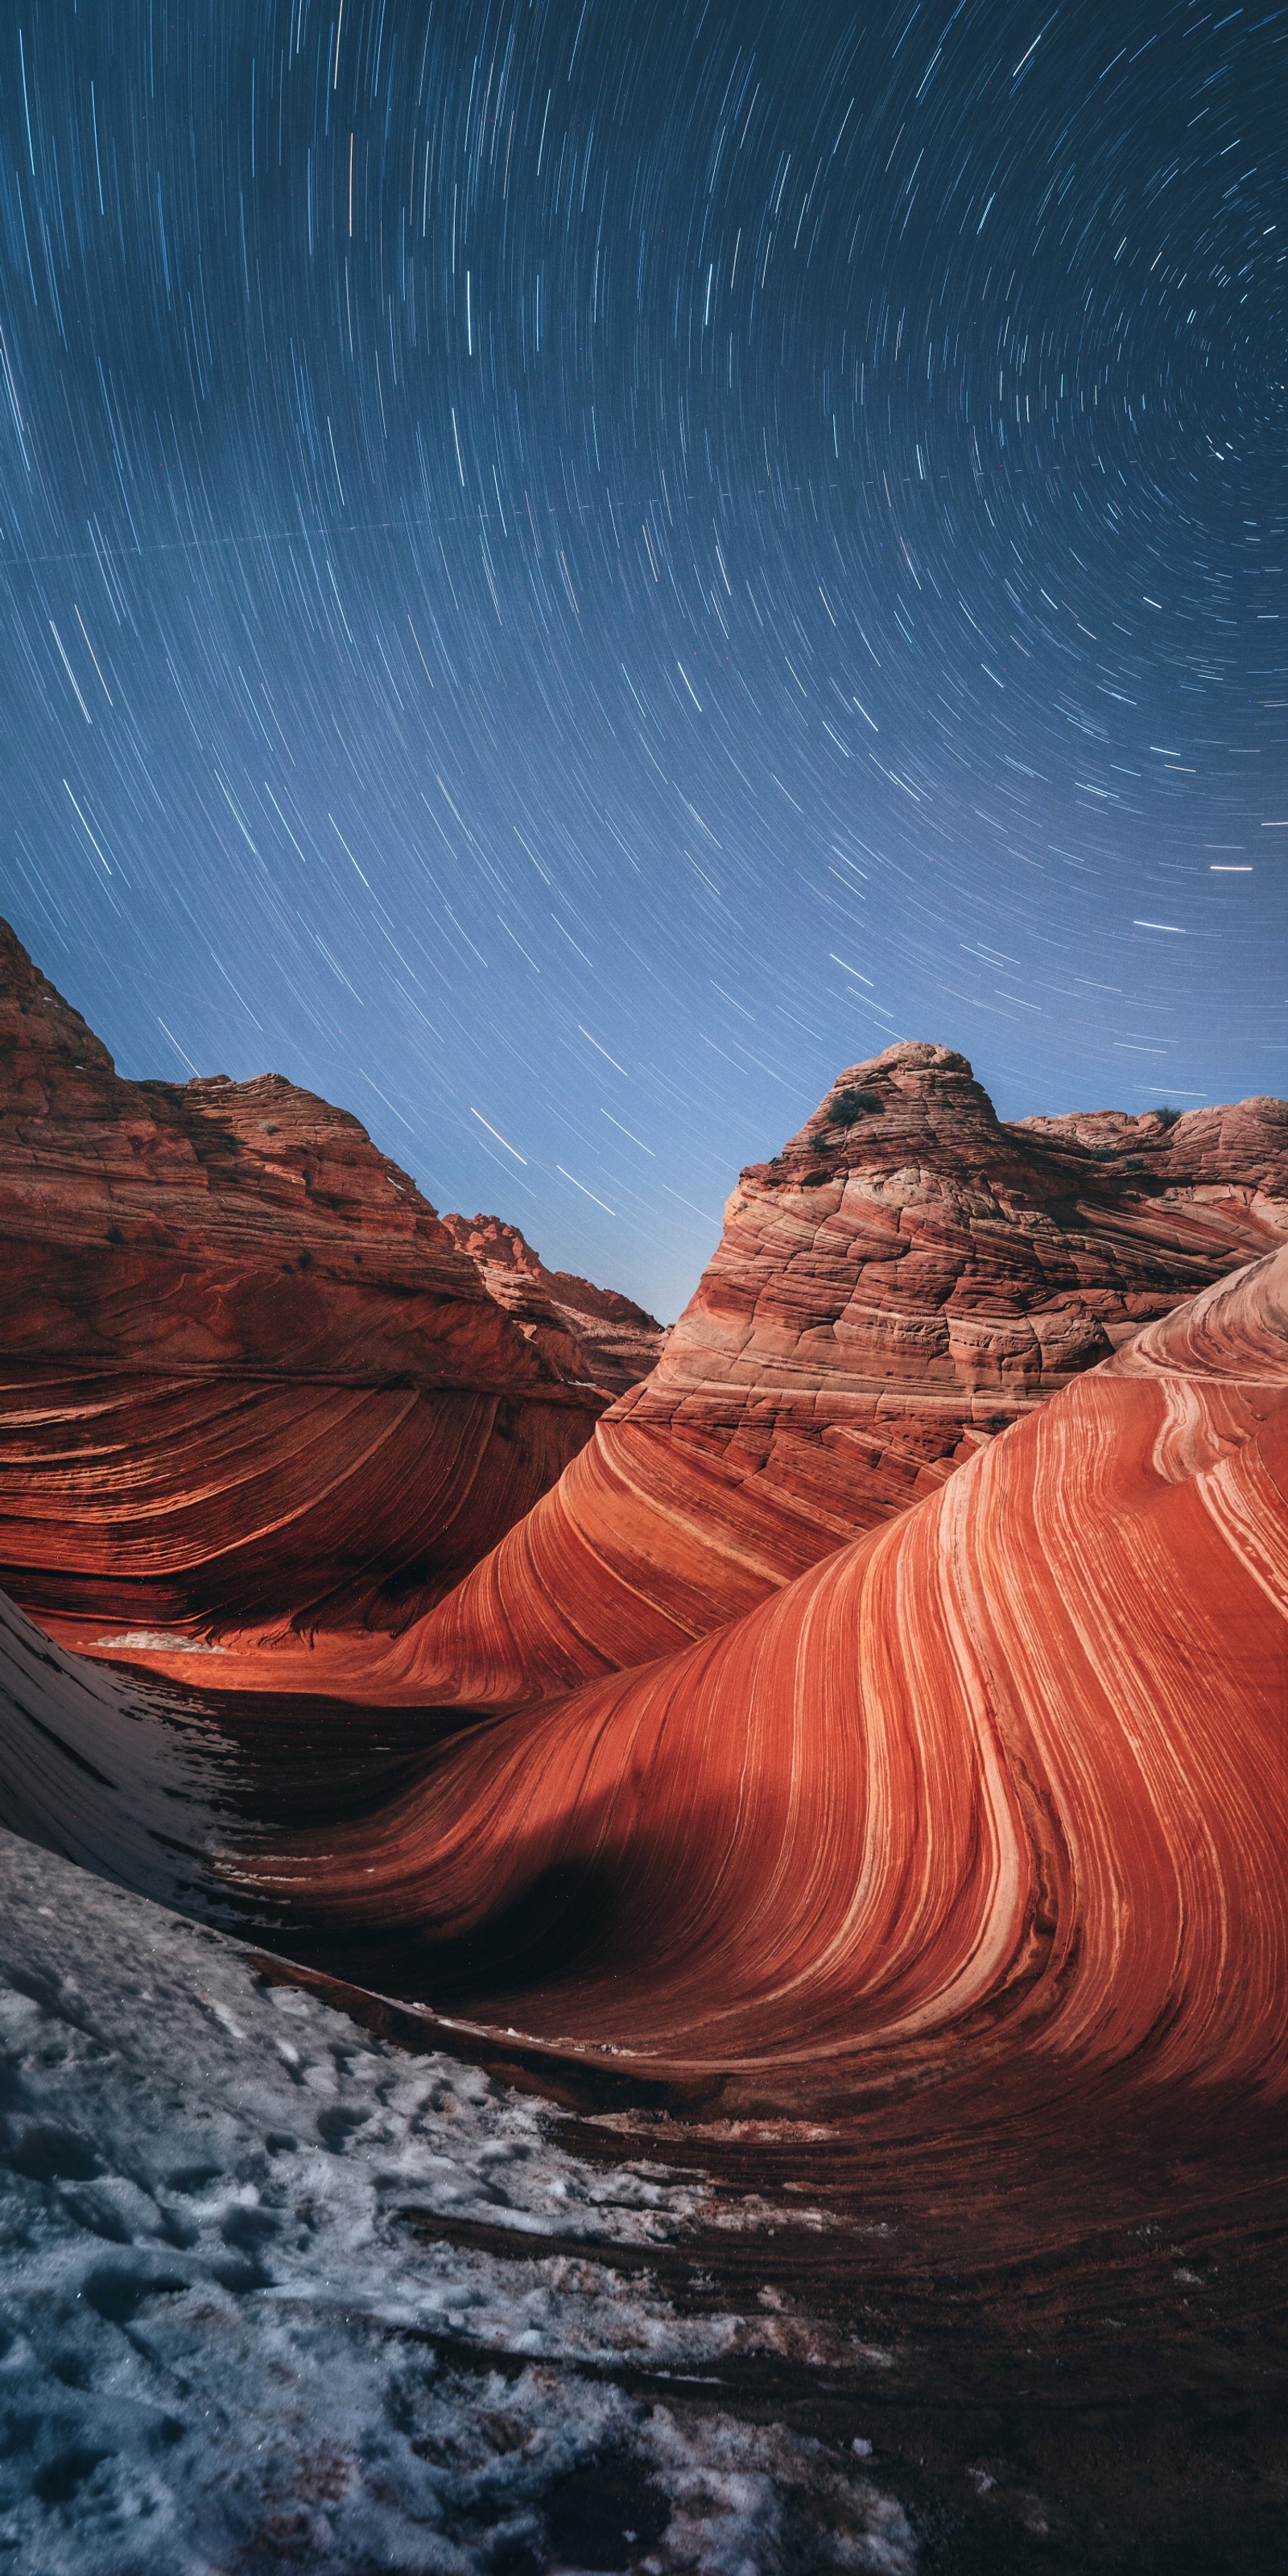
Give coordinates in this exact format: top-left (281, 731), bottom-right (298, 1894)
top-left (0, 1828), bottom-right (914, 2574)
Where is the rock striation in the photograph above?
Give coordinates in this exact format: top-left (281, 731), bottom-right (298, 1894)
top-left (8, 1238), bottom-right (1286, 2113)
top-left (440, 1211), bottom-right (664, 1397)
top-left (0, 919), bottom-right (608, 1645)
top-left (247, 1241), bottom-right (1288, 2107)
top-left (2, 930), bottom-right (1287, 2123)
top-left (384, 1042), bottom-right (1288, 1707)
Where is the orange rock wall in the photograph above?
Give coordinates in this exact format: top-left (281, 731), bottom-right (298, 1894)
top-left (0, 921), bottom-right (603, 1641)
top-left (252, 1245), bottom-right (1288, 2106)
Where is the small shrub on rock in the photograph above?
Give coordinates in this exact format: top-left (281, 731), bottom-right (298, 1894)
top-left (828, 1085), bottom-right (881, 1125)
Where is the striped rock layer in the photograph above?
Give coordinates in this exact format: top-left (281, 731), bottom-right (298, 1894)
top-left (0, 926), bottom-right (1285, 2113)
top-left (247, 1243), bottom-right (1288, 2107)
top-left (0, 919), bottom-right (613, 1645)
top-left (440, 1212), bottom-right (664, 1397)
top-left (383, 1042), bottom-right (1288, 1707)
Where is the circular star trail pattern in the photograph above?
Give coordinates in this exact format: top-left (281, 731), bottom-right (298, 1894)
top-left (0, 0), bottom-right (1284, 1315)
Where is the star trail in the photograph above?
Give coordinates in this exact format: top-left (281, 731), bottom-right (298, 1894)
top-left (0, 0), bottom-right (1284, 1315)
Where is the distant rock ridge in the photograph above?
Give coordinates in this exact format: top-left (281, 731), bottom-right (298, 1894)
top-left (654, 1038), bottom-right (1288, 1435)
top-left (0, 916), bottom-right (610, 1641)
top-left (383, 1038), bottom-right (1288, 1709)
top-left (440, 1211), bottom-right (665, 1397)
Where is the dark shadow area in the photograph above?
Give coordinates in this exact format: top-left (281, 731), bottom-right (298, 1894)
top-left (543, 2449), bottom-right (671, 2570)
top-left (141, 1671), bottom-right (481, 1833)
top-left (270, 1850), bottom-right (630, 2013)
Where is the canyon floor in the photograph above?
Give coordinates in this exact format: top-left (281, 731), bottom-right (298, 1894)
top-left (2, 1819), bottom-right (1283, 2575)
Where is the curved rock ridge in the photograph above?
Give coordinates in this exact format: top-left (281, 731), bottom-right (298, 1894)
top-left (0, 918), bottom-right (606, 1643)
top-left (246, 1243), bottom-right (1288, 2107)
top-left (381, 1042), bottom-right (1288, 1707)
top-left (440, 1211), bottom-right (665, 1396)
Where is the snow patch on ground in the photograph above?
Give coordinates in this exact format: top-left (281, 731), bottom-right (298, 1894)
top-left (0, 1830), bottom-right (914, 2573)
top-left (93, 1633), bottom-right (229, 1656)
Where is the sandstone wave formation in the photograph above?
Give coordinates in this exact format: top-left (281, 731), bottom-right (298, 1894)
top-left (1, 908), bottom-right (1287, 2117)
top-left (0, 920), bottom-right (650, 1652)
top-left (382, 1044), bottom-right (1288, 1708)
top-left (236, 1242), bottom-right (1288, 2103)
top-left (3, 1241), bottom-right (1286, 2114)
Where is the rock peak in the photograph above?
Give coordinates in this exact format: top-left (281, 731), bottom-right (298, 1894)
top-left (390, 1048), bottom-right (1288, 1713)
top-left (0, 916), bottom-right (117, 1096)
top-left (863, 1040), bottom-right (974, 1077)
top-left (773, 1042), bottom-right (1005, 1173)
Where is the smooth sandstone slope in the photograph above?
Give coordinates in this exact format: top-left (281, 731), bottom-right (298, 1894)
top-left (0, 919), bottom-right (607, 1646)
top-left (386, 1042), bottom-right (1288, 1707)
top-left (440, 1211), bottom-right (664, 1397)
top-left (6, 1239), bottom-right (1284, 2115)
top-left (249, 1242), bottom-right (1288, 2108)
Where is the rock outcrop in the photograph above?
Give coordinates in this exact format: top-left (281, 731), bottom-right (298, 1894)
top-left (247, 1243), bottom-right (1288, 2107)
top-left (9, 1240), bottom-right (1286, 2112)
top-left (440, 1212), bottom-right (664, 1396)
top-left (382, 1042), bottom-right (1288, 1707)
top-left (0, 919), bottom-right (607, 1644)
top-left (3, 931), bottom-right (1287, 2119)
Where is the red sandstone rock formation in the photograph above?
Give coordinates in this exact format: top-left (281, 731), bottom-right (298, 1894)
top-left (382, 1042), bottom-right (1288, 1707)
top-left (2, 938), bottom-right (1286, 2118)
top-left (250, 1242), bottom-right (1288, 2108)
top-left (8, 1239), bottom-right (1285, 2114)
top-left (440, 1212), bottom-right (664, 1397)
top-left (0, 919), bottom-right (607, 1644)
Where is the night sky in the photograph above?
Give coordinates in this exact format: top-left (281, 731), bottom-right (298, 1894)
top-left (0, 2), bottom-right (1284, 1318)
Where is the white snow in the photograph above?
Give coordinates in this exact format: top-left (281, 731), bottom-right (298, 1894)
top-left (0, 1827), bottom-right (914, 2574)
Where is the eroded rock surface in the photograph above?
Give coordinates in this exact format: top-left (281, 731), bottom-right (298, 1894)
top-left (390, 1042), bottom-right (1288, 1705)
top-left (0, 919), bottom-right (605, 1643)
top-left (254, 1245), bottom-right (1288, 2109)
top-left (441, 1211), bottom-right (664, 1396)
